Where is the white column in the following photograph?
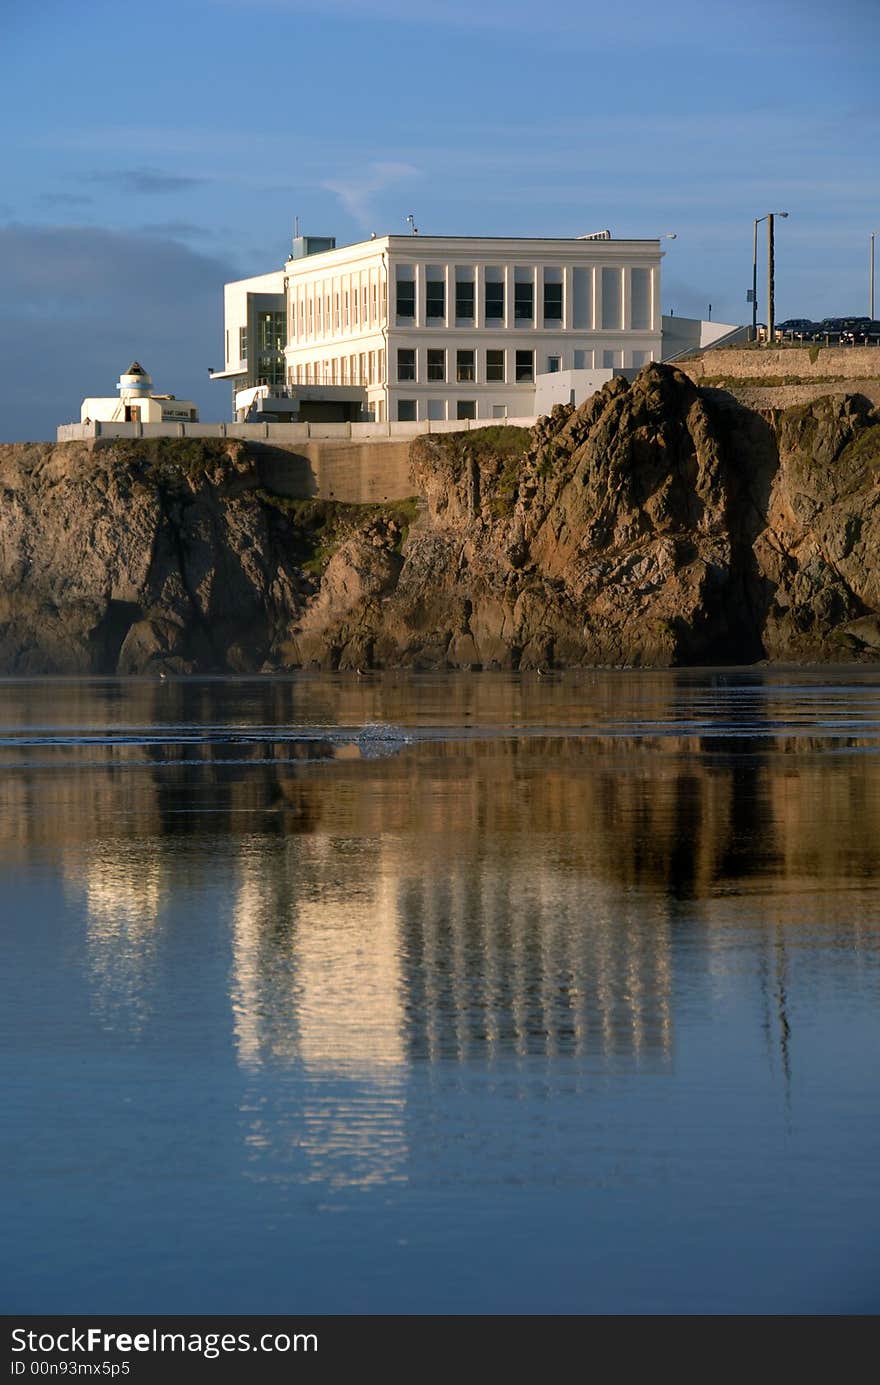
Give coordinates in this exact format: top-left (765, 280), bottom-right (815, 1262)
top-left (622, 267), bottom-right (631, 331)
top-left (444, 261), bottom-right (452, 328)
top-left (414, 262), bottom-right (423, 328)
top-left (503, 262), bottom-right (512, 330)
top-left (563, 265), bottom-right (572, 331)
top-left (474, 263), bottom-right (484, 329)
top-left (534, 264), bottom-right (541, 332)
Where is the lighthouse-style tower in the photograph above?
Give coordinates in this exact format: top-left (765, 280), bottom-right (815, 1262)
top-left (117, 361), bottom-right (153, 401)
top-left (78, 360), bottom-right (198, 427)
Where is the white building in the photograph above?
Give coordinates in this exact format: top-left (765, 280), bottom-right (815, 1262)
top-left (81, 361), bottom-right (199, 425)
top-left (212, 231), bottom-right (666, 424)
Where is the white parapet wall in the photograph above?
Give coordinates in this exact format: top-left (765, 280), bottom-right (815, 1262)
top-left (56, 417), bottom-right (539, 444)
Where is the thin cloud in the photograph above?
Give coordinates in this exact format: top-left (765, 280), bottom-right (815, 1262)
top-left (0, 224), bottom-right (235, 441)
top-left (322, 161), bottom-right (419, 230)
top-left (138, 221), bottom-right (214, 240)
top-left (39, 192), bottom-right (94, 208)
top-left (89, 168), bottom-right (208, 195)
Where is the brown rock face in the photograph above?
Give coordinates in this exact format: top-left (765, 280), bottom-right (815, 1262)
top-left (2, 365), bottom-right (879, 672)
top-left (0, 438), bottom-right (308, 674)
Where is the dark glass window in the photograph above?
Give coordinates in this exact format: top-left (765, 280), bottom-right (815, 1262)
top-left (396, 279), bottom-right (415, 317)
top-left (427, 349), bottom-right (445, 382)
top-left (455, 280), bottom-right (475, 318)
top-left (457, 349), bottom-right (475, 382)
top-left (546, 355), bottom-right (561, 373)
top-left (543, 282), bottom-right (563, 321)
top-left (486, 350), bottom-right (504, 382)
top-left (397, 348), bottom-right (416, 382)
top-left (398, 399), bottom-right (417, 421)
top-left (238, 326), bottom-right (248, 361)
top-left (515, 350), bottom-right (534, 382)
top-left (426, 278), bottom-right (445, 318)
top-left (485, 280), bottom-right (504, 320)
top-left (457, 400), bottom-right (476, 420)
top-left (514, 280), bottom-right (534, 321)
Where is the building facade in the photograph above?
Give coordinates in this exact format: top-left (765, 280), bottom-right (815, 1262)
top-left (212, 232), bottom-right (666, 423)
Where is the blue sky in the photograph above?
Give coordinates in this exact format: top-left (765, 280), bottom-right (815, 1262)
top-left (2, 0), bottom-right (878, 439)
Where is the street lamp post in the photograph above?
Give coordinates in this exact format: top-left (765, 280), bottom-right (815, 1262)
top-left (871, 232), bottom-right (879, 320)
top-left (752, 212), bottom-right (788, 343)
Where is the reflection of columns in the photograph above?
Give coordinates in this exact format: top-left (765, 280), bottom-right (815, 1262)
top-left (232, 835), bottom-right (409, 1189)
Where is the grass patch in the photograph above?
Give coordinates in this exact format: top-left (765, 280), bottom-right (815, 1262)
top-left (255, 493), bottom-right (421, 573)
top-left (837, 421), bottom-right (880, 472)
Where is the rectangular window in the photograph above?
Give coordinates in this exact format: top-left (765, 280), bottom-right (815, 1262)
top-left (455, 279), bottom-right (475, 319)
top-left (426, 277), bottom-right (445, 319)
top-left (396, 278), bottom-right (414, 318)
top-left (486, 349), bottom-right (504, 382)
top-left (427, 400), bottom-right (446, 420)
top-left (601, 267), bottom-right (623, 329)
top-left (427, 349), bottom-right (445, 381)
top-left (543, 282), bottom-right (563, 322)
top-left (492, 404), bottom-right (508, 418)
top-left (546, 355), bottom-right (561, 373)
top-left (397, 348), bottom-right (416, 382)
top-left (457, 349), bottom-right (475, 382)
top-left (239, 326), bottom-right (248, 361)
top-left (485, 279), bottom-right (504, 320)
top-left (398, 399), bottom-right (418, 422)
top-left (515, 349), bottom-right (534, 382)
top-left (630, 268), bottom-right (651, 330)
top-left (457, 400), bottom-right (476, 420)
top-left (514, 278), bottom-right (533, 321)
top-left (258, 311), bottom-right (285, 353)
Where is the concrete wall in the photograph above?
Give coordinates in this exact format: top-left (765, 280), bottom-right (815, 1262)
top-left (255, 440), bottom-right (416, 503)
top-left (660, 315), bottom-right (749, 359)
top-left (54, 418), bottom-right (538, 504)
top-left (56, 417), bottom-right (536, 445)
top-left (678, 345), bottom-right (880, 381)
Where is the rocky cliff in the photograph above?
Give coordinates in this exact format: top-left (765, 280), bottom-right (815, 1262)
top-left (2, 363), bottom-right (879, 673)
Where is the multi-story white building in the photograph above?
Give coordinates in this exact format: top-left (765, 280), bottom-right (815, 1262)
top-left (212, 231), bottom-right (667, 424)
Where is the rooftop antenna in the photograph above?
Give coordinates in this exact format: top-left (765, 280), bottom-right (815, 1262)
top-left (294, 215), bottom-right (300, 238)
top-left (406, 213), bottom-right (419, 235)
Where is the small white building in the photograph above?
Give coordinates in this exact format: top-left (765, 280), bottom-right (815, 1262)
top-left (81, 362), bottom-right (199, 425)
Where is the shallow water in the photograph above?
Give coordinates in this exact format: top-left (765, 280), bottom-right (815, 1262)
top-left (2, 669), bottom-right (879, 1314)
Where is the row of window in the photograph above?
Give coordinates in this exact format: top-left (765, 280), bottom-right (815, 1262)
top-left (290, 349), bottom-right (386, 386)
top-left (397, 400), bottom-right (526, 422)
top-left (398, 348), bottom-right (538, 384)
top-left (292, 280), bottom-right (382, 339)
top-left (397, 279), bottom-right (563, 324)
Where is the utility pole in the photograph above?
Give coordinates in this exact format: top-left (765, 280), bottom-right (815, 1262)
top-left (767, 213), bottom-right (776, 346)
top-left (752, 218), bottom-right (759, 341)
top-left (871, 232), bottom-right (877, 320)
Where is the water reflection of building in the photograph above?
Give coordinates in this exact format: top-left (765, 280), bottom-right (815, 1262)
top-left (398, 860), bottom-right (673, 1066)
top-left (232, 835), bottom-right (409, 1187)
top-left (66, 843), bottom-right (166, 1032)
